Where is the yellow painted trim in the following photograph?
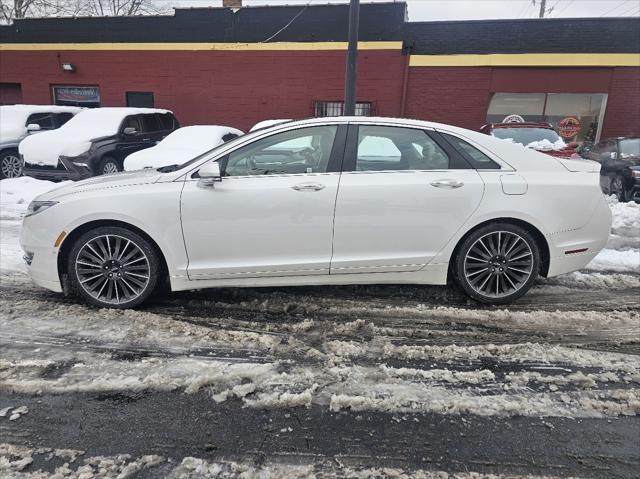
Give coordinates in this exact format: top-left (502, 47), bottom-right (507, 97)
top-left (409, 53), bottom-right (640, 67)
top-left (0, 41), bottom-right (402, 51)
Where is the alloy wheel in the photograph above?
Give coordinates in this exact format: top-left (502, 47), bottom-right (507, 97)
top-left (75, 234), bottom-right (150, 305)
top-left (1, 154), bottom-right (23, 178)
top-left (102, 162), bottom-right (119, 175)
top-left (463, 231), bottom-right (534, 299)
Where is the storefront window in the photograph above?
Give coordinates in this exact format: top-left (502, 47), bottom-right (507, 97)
top-left (487, 92), bottom-right (608, 143)
top-left (486, 93), bottom-right (546, 124)
top-left (52, 86), bottom-right (101, 108)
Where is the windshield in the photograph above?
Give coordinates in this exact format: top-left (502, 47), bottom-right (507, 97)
top-left (492, 127), bottom-right (562, 145)
top-left (619, 138), bottom-right (640, 158)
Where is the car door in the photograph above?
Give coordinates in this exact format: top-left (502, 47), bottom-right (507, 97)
top-left (330, 123), bottom-right (485, 274)
top-left (118, 115), bottom-right (156, 158)
top-left (180, 124), bottom-right (346, 279)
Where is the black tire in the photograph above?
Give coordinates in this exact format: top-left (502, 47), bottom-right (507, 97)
top-left (68, 226), bottom-right (161, 309)
top-left (610, 175), bottom-right (626, 202)
top-left (98, 156), bottom-right (121, 176)
top-left (454, 223), bottom-right (540, 305)
top-left (0, 149), bottom-right (23, 179)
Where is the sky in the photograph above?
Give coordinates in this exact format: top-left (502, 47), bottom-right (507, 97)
top-left (164, 0), bottom-right (640, 20)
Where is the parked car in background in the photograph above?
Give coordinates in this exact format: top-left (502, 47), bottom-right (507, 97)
top-left (249, 119), bottom-right (292, 132)
top-left (19, 107), bottom-right (179, 181)
top-left (0, 105), bottom-right (82, 179)
top-left (583, 137), bottom-right (640, 202)
top-left (124, 125), bottom-right (243, 171)
top-left (21, 117), bottom-right (610, 309)
top-left (481, 122), bottom-right (578, 158)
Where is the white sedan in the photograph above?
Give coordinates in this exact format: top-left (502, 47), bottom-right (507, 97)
top-left (123, 125), bottom-right (243, 171)
top-left (20, 117), bottom-right (611, 308)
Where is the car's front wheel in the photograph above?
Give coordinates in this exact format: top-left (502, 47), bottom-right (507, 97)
top-left (68, 226), bottom-right (160, 308)
top-left (99, 156), bottom-right (121, 176)
top-left (0, 150), bottom-right (23, 179)
top-left (610, 175), bottom-right (626, 202)
top-left (454, 223), bottom-right (540, 305)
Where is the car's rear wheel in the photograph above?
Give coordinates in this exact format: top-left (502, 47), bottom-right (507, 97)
top-left (99, 156), bottom-right (121, 176)
top-left (68, 226), bottom-right (160, 308)
top-left (610, 175), bottom-right (626, 202)
top-left (454, 223), bottom-right (540, 304)
top-left (1, 150), bottom-right (23, 179)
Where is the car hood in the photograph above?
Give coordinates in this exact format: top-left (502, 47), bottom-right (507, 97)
top-left (36, 169), bottom-right (163, 201)
top-left (19, 129), bottom-right (97, 167)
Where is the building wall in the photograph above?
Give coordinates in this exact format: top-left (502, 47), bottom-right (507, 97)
top-left (1, 47), bottom-right (638, 139)
top-left (601, 67), bottom-right (640, 139)
top-left (404, 65), bottom-right (640, 138)
top-left (404, 67), bottom-right (492, 130)
top-left (0, 49), bottom-right (406, 132)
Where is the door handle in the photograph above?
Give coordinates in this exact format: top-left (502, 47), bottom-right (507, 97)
top-left (142, 138), bottom-right (152, 142)
top-left (430, 179), bottom-right (464, 189)
top-left (292, 182), bottom-right (325, 192)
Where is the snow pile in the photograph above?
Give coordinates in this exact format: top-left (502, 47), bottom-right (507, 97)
top-left (124, 125), bottom-right (243, 171)
top-left (0, 177), bottom-right (69, 219)
top-left (498, 137), bottom-right (567, 151)
top-left (587, 195), bottom-right (640, 273)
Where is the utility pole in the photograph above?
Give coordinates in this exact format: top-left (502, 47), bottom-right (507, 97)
top-left (343, 0), bottom-right (360, 116)
top-left (534, 0), bottom-right (547, 18)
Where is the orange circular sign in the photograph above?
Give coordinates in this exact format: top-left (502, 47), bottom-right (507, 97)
top-left (557, 116), bottom-right (582, 138)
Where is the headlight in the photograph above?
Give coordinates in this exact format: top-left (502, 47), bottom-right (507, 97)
top-left (25, 200), bottom-right (58, 217)
top-left (631, 170), bottom-right (640, 179)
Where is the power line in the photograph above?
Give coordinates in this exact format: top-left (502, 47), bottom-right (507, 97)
top-left (600, 0), bottom-right (631, 17)
top-left (617, 3), bottom-right (640, 16)
top-left (553, 0), bottom-right (576, 17)
top-left (260, 0), bottom-right (312, 43)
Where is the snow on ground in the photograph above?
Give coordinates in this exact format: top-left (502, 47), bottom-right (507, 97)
top-left (0, 443), bottom-right (574, 479)
top-left (0, 178), bottom-right (638, 422)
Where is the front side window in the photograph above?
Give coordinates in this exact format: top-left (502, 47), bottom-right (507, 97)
top-left (355, 125), bottom-right (449, 171)
top-left (223, 125), bottom-right (338, 177)
top-left (54, 112), bottom-right (74, 128)
top-left (26, 112), bottom-right (54, 129)
top-left (122, 116), bottom-right (142, 133)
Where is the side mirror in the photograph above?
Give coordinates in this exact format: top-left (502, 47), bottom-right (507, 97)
top-left (197, 161), bottom-right (222, 188)
top-left (26, 123), bottom-right (41, 133)
top-left (610, 152), bottom-right (618, 160)
top-left (123, 127), bottom-right (137, 136)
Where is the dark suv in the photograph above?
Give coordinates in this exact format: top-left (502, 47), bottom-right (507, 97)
top-left (583, 137), bottom-right (640, 202)
top-left (21, 109), bottom-right (179, 181)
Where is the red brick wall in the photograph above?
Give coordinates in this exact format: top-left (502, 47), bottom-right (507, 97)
top-left (601, 67), bottom-right (640, 138)
top-left (0, 49), bottom-right (405, 132)
top-left (404, 67), bottom-right (492, 130)
top-left (405, 66), bottom-right (640, 138)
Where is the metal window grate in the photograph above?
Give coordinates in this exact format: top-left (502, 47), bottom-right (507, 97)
top-left (313, 100), bottom-right (374, 117)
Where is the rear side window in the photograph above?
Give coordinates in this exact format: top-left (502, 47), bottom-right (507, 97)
top-left (441, 133), bottom-right (501, 170)
top-left (26, 112), bottom-right (54, 129)
top-left (355, 125), bottom-right (449, 171)
top-left (141, 114), bottom-right (161, 132)
top-left (158, 113), bottom-right (176, 130)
